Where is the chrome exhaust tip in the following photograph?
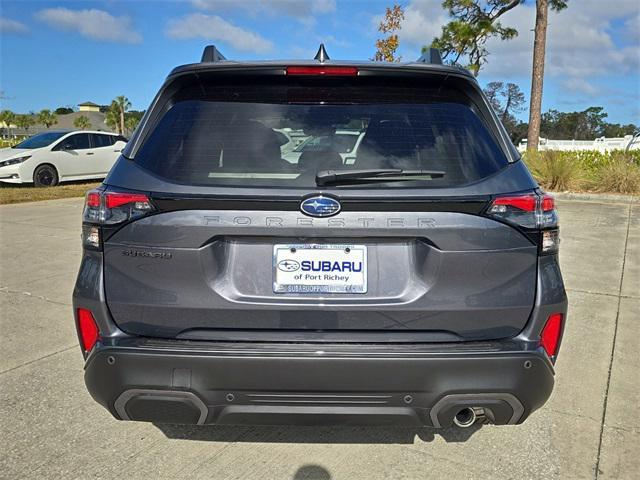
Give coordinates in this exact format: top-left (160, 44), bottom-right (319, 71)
top-left (453, 407), bottom-right (477, 428)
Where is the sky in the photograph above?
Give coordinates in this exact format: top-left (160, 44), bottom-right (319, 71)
top-left (1, 0), bottom-right (639, 125)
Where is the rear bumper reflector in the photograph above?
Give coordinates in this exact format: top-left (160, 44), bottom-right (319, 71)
top-left (76, 308), bottom-right (100, 352)
top-left (540, 313), bottom-right (564, 358)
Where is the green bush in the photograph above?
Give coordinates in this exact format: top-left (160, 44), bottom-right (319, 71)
top-left (524, 151), bottom-right (583, 191)
top-left (592, 152), bottom-right (640, 194)
top-left (523, 150), bottom-right (640, 195)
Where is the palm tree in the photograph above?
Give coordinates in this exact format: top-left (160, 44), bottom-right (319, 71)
top-left (0, 110), bottom-right (16, 137)
top-left (105, 102), bottom-right (120, 133)
top-left (113, 96), bottom-right (131, 136)
top-left (15, 114), bottom-right (35, 134)
top-left (74, 115), bottom-right (91, 130)
top-left (125, 115), bottom-right (139, 136)
top-left (526, 0), bottom-right (568, 151)
top-left (37, 109), bottom-right (58, 129)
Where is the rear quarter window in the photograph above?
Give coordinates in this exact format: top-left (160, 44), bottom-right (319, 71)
top-left (90, 134), bottom-right (115, 148)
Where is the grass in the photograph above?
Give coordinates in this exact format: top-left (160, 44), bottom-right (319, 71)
top-left (0, 181), bottom-right (100, 205)
top-left (593, 154), bottom-right (640, 194)
top-left (523, 150), bottom-right (640, 195)
top-left (525, 151), bottom-right (583, 191)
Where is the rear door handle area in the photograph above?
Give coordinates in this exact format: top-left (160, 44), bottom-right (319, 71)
top-left (86, 152), bottom-right (95, 155)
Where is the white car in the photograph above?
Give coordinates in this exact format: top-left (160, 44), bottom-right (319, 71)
top-left (0, 130), bottom-right (127, 186)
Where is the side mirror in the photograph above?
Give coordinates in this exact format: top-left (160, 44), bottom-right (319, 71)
top-left (62, 143), bottom-right (74, 151)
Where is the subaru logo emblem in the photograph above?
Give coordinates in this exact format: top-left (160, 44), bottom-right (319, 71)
top-left (277, 259), bottom-right (300, 272)
top-left (300, 196), bottom-right (341, 217)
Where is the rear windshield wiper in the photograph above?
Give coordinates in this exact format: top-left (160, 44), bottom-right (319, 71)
top-left (316, 168), bottom-right (446, 186)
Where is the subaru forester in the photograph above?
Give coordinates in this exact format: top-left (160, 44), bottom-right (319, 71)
top-left (73, 45), bottom-right (567, 429)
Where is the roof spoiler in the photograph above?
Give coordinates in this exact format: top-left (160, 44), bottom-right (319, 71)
top-left (416, 48), bottom-right (443, 65)
top-left (201, 45), bottom-right (226, 63)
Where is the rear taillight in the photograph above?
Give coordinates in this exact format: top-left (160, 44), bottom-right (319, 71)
top-left (86, 191), bottom-right (101, 208)
top-left (540, 313), bottom-right (564, 358)
top-left (76, 308), bottom-right (99, 352)
top-left (487, 192), bottom-right (559, 254)
top-left (82, 189), bottom-right (155, 249)
top-left (286, 66), bottom-right (358, 76)
top-left (104, 192), bottom-right (152, 210)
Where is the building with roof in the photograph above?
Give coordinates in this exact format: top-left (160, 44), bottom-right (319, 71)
top-left (78, 101), bottom-right (102, 113)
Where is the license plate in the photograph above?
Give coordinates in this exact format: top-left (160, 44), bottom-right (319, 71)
top-left (273, 244), bottom-right (367, 294)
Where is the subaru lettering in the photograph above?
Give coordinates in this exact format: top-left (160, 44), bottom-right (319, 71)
top-left (301, 260), bottom-right (363, 273)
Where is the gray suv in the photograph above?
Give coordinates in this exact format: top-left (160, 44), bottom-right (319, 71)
top-left (73, 45), bottom-right (567, 429)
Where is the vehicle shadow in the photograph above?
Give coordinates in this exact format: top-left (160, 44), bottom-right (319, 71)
top-left (293, 465), bottom-right (331, 480)
top-left (154, 423), bottom-right (482, 444)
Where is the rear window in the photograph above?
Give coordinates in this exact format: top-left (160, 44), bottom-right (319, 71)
top-left (134, 78), bottom-right (509, 188)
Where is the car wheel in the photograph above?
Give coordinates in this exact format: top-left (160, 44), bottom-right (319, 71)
top-left (33, 164), bottom-right (59, 187)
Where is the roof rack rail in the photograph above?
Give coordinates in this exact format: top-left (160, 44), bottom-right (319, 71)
top-left (201, 45), bottom-right (226, 63)
top-left (416, 48), bottom-right (443, 65)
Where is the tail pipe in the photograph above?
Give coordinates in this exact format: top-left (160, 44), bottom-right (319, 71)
top-left (453, 407), bottom-right (486, 428)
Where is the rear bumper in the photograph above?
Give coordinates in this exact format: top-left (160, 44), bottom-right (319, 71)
top-left (84, 339), bottom-right (555, 427)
